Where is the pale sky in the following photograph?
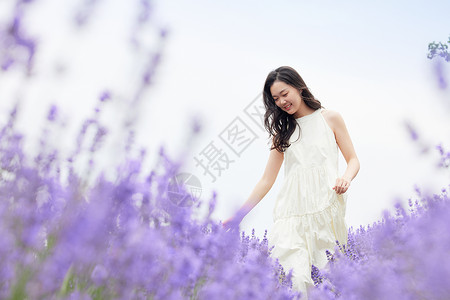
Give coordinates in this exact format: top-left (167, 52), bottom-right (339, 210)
top-left (1, 0), bottom-right (450, 237)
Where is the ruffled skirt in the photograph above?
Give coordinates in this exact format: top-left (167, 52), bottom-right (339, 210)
top-left (267, 166), bottom-right (348, 297)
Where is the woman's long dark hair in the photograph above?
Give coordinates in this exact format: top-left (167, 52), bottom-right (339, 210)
top-left (263, 66), bottom-right (323, 153)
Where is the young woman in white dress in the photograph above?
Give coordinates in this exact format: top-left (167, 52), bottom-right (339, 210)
top-left (223, 66), bottom-right (360, 298)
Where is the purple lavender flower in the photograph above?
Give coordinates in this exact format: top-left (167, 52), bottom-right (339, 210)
top-left (99, 91), bottom-right (111, 102)
top-left (0, 5), bottom-right (36, 73)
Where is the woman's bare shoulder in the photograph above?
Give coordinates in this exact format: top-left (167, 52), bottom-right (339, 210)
top-left (321, 107), bottom-right (339, 116)
top-left (321, 108), bottom-right (344, 131)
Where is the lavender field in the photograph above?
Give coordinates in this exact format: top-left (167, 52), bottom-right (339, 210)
top-left (1, 1), bottom-right (450, 299)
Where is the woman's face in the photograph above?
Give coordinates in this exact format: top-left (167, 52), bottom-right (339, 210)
top-left (270, 80), bottom-right (302, 114)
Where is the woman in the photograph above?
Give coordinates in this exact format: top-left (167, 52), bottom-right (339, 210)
top-left (223, 66), bottom-right (360, 298)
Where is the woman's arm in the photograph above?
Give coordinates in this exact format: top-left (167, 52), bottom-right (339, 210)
top-left (222, 143), bottom-right (284, 228)
top-left (325, 110), bottom-right (360, 195)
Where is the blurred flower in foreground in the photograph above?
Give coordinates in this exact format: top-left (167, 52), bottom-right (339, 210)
top-left (0, 102), bottom-right (300, 298)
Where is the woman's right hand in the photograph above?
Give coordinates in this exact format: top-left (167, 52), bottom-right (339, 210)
top-left (222, 215), bottom-right (242, 231)
top-left (221, 205), bottom-right (250, 230)
top-left (222, 217), bottom-right (235, 230)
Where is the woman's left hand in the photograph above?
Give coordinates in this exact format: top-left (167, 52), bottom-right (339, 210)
top-left (333, 177), bottom-right (351, 195)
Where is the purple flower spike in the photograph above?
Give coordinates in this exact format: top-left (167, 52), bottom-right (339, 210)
top-left (47, 105), bottom-right (58, 121)
top-left (99, 91), bottom-right (111, 102)
top-left (91, 264), bottom-right (108, 286)
top-left (404, 120), bottom-right (419, 141)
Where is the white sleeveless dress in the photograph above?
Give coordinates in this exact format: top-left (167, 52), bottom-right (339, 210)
top-left (267, 107), bottom-right (348, 297)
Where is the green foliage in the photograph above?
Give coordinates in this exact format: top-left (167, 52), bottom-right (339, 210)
top-left (427, 35), bottom-right (450, 62)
